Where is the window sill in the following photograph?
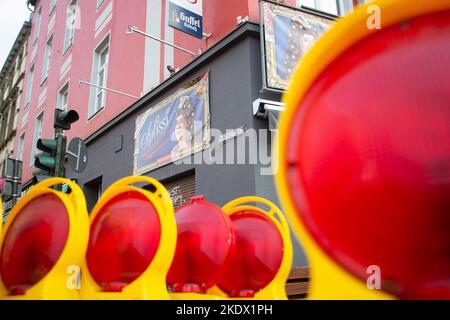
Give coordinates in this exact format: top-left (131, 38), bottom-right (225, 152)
top-left (87, 107), bottom-right (104, 122)
top-left (63, 42), bottom-right (73, 56)
top-left (40, 77), bottom-right (48, 87)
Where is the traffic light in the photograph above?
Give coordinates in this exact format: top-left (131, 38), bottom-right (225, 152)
top-left (276, 0), bottom-right (450, 299)
top-left (80, 176), bottom-right (177, 300)
top-left (33, 135), bottom-right (66, 182)
top-left (54, 109), bottom-right (79, 131)
top-left (0, 178), bottom-right (89, 299)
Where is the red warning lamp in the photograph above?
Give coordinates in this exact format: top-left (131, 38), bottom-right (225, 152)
top-left (86, 191), bottom-right (161, 292)
top-left (0, 194), bottom-right (69, 295)
top-left (80, 176), bottom-right (176, 300)
top-left (217, 210), bottom-right (284, 298)
top-left (277, 0), bottom-right (450, 299)
top-left (167, 195), bottom-right (235, 297)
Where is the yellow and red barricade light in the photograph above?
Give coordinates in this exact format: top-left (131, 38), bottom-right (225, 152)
top-left (80, 176), bottom-right (176, 300)
top-left (276, 0), bottom-right (450, 299)
top-left (0, 178), bottom-right (89, 300)
top-left (168, 195), bottom-right (235, 300)
top-left (209, 196), bottom-right (293, 300)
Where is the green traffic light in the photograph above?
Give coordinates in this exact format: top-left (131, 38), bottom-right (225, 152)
top-left (37, 139), bottom-right (58, 154)
top-left (34, 155), bottom-right (56, 171)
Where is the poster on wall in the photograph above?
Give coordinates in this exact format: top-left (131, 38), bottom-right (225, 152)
top-left (261, 1), bottom-right (335, 91)
top-left (134, 73), bottom-right (210, 175)
top-left (169, 0), bottom-right (203, 39)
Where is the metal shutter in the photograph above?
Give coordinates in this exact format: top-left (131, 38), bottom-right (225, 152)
top-left (162, 173), bottom-right (196, 208)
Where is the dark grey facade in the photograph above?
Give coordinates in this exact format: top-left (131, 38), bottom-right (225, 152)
top-left (65, 23), bottom-right (307, 267)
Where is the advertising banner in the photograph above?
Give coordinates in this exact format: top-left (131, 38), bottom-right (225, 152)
top-left (169, 0), bottom-right (203, 39)
top-left (134, 73), bottom-right (210, 174)
top-left (262, 1), bottom-right (335, 91)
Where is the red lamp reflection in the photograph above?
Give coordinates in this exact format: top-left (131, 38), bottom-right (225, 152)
top-left (0, 194), bottom-right (69, 296)
top-left (217, 210), bottom-right (284, 298)
top-left (167, 196), bottom-right (235, 294)
top-left (86, 191), bottom-right (161, 292)
top-left (284, 10), bottom-right (450, 299)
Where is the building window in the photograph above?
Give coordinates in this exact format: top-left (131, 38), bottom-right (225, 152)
top-left (33, 6), bottom-right (42, 43)
top-left (30, 112), bottom-right (43, 167)
top-left (42, 35), bottom-right (53, 82)
top-left (25, 64), bottom-right (34, 106)
top-left (89, 35), bottom-right (109, 118)
top-left (297, 0), bottom-right (364, 16)
top-left (97, 0), bottom-right (105, 9)
top-left (18, 133), bottom-right (25, 161)
top-left (57, 82), bottom-right (69, 110)
top-left (63, 0), bottom-right (77, 52)
top-left (50, 0), bottom-right (57, 14)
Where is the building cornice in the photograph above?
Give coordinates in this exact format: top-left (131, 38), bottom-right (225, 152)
top-left (0, 22), bottom-right (31, 84)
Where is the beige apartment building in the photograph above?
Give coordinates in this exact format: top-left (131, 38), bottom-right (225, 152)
top-left (0, 22), bottom-right (31, 176)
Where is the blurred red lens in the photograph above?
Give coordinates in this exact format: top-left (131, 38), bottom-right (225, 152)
top-left (86, 191), bottom-right (161, 292)
top-left (0, 194), bottom-right (69, 295)
top-left (167, 196), bottom-right (235, 293)
top-left (285, 10), bottom-right (450, 298)
top-left (217, 210), bottom-right (284, 297)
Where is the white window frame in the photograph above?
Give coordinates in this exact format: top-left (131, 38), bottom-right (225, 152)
top-left (63, 0), bottom-right (77, 53)
top-left (18, 133), bottom-right (25, 161)
top-left (50, 0), bottom-right (57, 15)
top-left (97, 0), bottom-right (105, 9)
top-left (25, 64), bottom-right (35, 107)
top-left (297, 0), bottom-right (358, 16)
top-left (33, 6), bottom-right (42, 44)
top-left (30, 112), bottom-right (44, 167)
top-left (89, 34), bottom-right (110, 118)
top-left (57, 81), bottom-right (70, 110)
top-left (42, 35), bottom-right (53, 83)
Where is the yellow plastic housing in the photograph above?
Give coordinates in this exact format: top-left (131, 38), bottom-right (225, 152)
top-left (276, 0), bottom-right (450, 299)
top-left (80, 176), bottom-right (177, 300)
top-left (208, 196), bottom-right (293, 300)
top-left (0, 178), bottom-right (90, 300)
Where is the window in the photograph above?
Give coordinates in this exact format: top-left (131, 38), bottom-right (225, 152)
top-left (63, 1), bottom-right (77, 52)
top-left (89, 35), bottom-right (110, 118)
top-left (42, 35), bottom-right (53, 82)
top-left (16, 49), bottom-right (23, 71)
top-left (50, 0), bottom-right (57, 14)
top-left (25, 64), bottom-right (34, 106)
top-left (297, 0), bottom-right (364, 16)
top-left (97, 0), bottom-right (105, 9)
top-left (18, 134), bottom-right (25, 161)
top-left (33, 6), bottom-right (42, 43)
top-left (30, 112), bottom-right (43, 167)
top-left (57, 82), bottom-right (69, 110)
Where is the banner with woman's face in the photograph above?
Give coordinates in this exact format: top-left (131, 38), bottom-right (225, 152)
top-left (134, 73), bottom-right (210, 174)
top-left (262, 1), bottom-right (335, 91)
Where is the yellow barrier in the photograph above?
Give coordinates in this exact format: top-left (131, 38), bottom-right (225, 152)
top-left (209, 196), bottom-right (293, 300)
top-left (80, 176), bottom-right (177, 299)
top-left (0, 178), bottom-right (89, 300)
top-left (276, 0), bottom-right (450, 299)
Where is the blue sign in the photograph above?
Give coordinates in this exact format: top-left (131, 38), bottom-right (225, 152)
top-left (169, 1), bottom-right (203, 39)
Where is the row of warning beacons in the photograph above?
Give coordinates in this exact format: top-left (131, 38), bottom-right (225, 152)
top-left (0, 176), bottom-right (292, 300)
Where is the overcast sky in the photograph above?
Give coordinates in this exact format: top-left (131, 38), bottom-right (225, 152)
top-left (0, 0), bottom-right (32, 68)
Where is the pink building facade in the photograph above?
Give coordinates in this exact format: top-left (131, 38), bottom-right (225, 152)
top-left (15, 0), bottom-right (361, 185)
